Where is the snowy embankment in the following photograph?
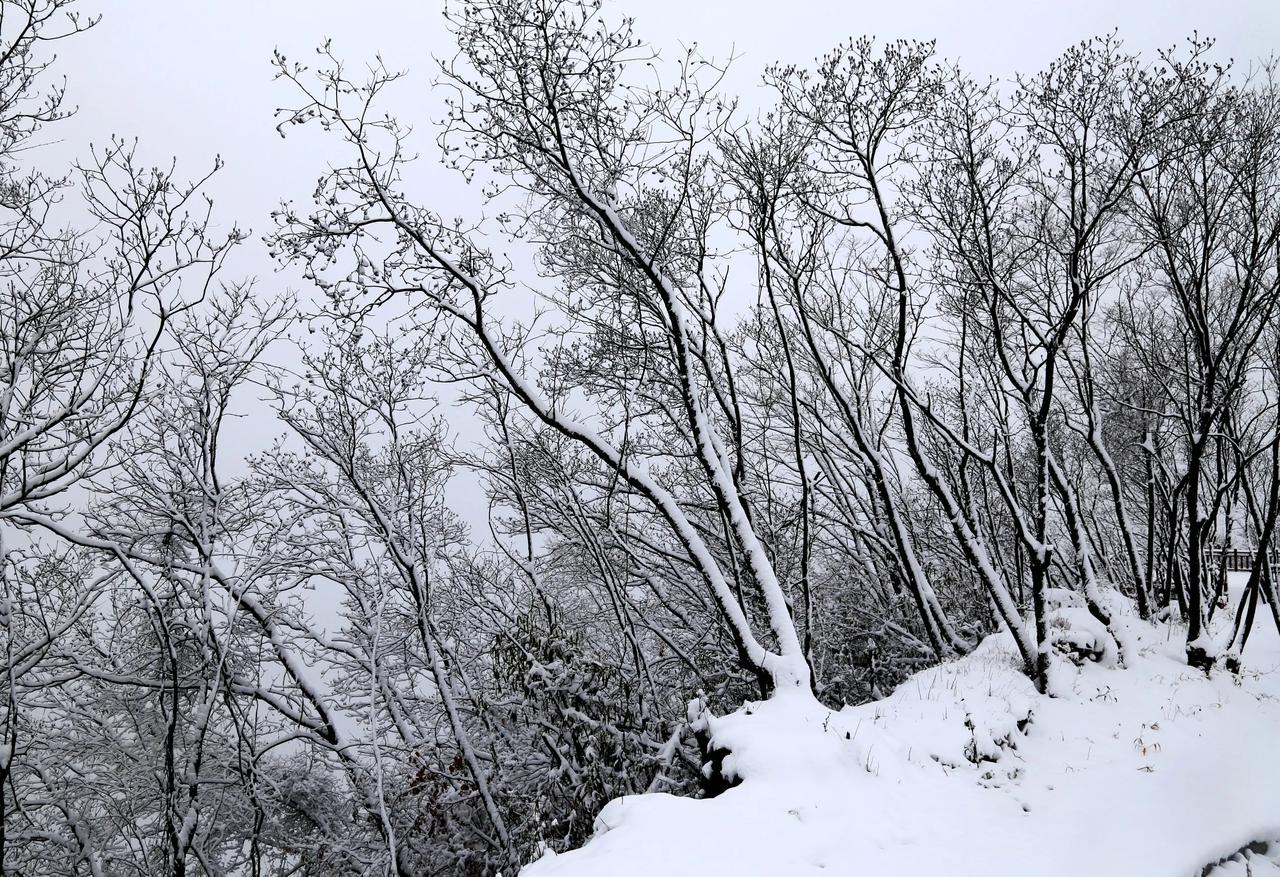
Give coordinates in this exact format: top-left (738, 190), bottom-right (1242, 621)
top-left (523, 588), bottom-right (1280, 876)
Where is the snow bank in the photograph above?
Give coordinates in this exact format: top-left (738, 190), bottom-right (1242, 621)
top-left (523, 593), bottom-right (1280, 876)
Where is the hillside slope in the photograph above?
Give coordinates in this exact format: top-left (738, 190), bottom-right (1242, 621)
top-left (523, 588), bottom-right (1280, 876)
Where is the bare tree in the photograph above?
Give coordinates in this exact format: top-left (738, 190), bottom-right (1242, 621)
top-left (1122, 52), bottom-right (1280, 669)
top-left (270, 0), bottom-right (815, 697)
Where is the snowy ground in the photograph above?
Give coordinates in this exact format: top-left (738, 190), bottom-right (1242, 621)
top-left (523, 582), bottom-right (1280, 876)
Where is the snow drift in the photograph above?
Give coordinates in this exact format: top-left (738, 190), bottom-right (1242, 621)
top-left (522, 592), bottom-right (1280, 876)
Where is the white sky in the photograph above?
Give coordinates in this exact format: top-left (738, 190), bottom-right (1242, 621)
top-left (42, 0), bottom-right (1280, 526)
top-left (53, 0), bottom-right (1279, 259)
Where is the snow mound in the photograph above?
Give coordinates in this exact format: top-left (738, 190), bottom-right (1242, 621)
top-left (523, 595), bottom-right (1280, 877)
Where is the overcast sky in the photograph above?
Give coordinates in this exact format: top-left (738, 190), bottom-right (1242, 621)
top-left (52, 0), bottom-right (1279, 267)
top-left (41, 0), bottom-right (1280, 527)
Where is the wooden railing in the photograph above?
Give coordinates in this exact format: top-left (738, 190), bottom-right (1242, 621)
top-left (1208, 547), bottom-right (1280, 572)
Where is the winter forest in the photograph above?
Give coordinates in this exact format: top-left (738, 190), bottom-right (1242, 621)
top-left (2, 0), bottom-right (1280, 874)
